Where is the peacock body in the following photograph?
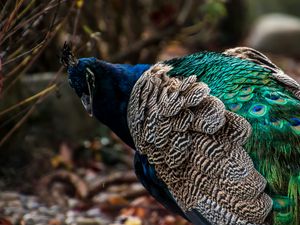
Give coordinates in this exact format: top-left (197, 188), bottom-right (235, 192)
top-left (63, 46), bottom-right (300, 225)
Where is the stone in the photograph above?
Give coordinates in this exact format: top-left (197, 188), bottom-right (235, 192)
top-left (7, 200), bottom-right (22, 208)
top-left (76, 217), bottom-right (104, 225)
top-left (25, 200), bottom-right (40, 210)
top-left (86, 208), bottom-right (102, 217)
top-left (247, 13), bottom-right (300, 57)
top-left (0, 192), bottom-right (20, 201)
top-left (68, 198), bottom-right (79, 208)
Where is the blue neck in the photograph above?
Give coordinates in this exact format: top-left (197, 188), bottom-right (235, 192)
top-left (92, 62), bottom-right (151, 148)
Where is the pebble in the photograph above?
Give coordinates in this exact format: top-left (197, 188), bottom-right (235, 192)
top-left (26, 199), bottom-right (40, 209)
top-left (66, 210), bottom-right (79, 218)
top-left (68, 198), bottom-right (79, 208)
top-left (0, 191), bottom-right (20, 201)
top-left (0, 191), bottom-right (110, 225)
top-left (76, 217), bottom-right (105, 225)
top-left (86, 208), bottom-right (102, 217)
top-left (247, 13), bottom-right (300, 57)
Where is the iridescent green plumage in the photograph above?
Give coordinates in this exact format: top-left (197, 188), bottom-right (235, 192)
top-left (165, 48), bottom-right (300, 225)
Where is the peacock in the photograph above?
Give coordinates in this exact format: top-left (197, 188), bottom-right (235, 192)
top-left (61, 44), bottom-right (300, 225)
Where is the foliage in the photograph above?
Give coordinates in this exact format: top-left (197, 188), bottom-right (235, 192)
top-left (0, 0), bottom-right (73, 148)
top-left (0, 0), bottom-right (229, 159)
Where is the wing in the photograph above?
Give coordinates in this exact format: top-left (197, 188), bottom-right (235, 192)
top-left (133, 152), bottom-right (189, 221)
top-left (127, 64), bottom-right (272, 225)
top-left (134, 152), bottom-right (212, 225)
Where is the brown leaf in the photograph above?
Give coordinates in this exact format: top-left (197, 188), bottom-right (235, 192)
top-left (108, 195), bottom-right (129, 205)
top-left (0, 218), bottom-right (13, 225)
top-left (48, 219), bottom-right (62, 225)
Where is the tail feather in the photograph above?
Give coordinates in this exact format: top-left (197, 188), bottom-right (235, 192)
top-left (287, 174), bottom-right (300, 225)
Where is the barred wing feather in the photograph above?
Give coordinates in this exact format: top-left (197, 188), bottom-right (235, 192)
top-left (127, 63), bottom-right (273, 225)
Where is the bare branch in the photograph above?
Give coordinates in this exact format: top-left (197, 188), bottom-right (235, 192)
top-left (87, 171), bottom-right (138, 199)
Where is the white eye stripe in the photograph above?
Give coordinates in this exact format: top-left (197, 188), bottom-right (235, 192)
top-left (85, 68), bottom-right (95, 92)
top-left (68, 79), bottom-right (73, 87)
top-left (84, 67), bottom-right (95, 117)
top-left (86, 67), bottom-right (95, 88)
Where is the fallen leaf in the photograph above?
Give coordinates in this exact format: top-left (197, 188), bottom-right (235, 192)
top-left (108, 195), bottom-right (129, 205)
top-left (0, 218), bottom-right (13, 225)
top-left (124, 217), bottom-right (142, 225)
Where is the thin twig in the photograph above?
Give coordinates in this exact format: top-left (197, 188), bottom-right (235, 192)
top-left (2, 40), bottom-right (45, 66)
top-left (110, 0), bottom-right (194, 62)
top-left (0, 91), bottom-right (47, 147)
top-left (72, 6), bottom-right (81, 42)
top-left (2, 0), bottom-right (72, 94)
top-left (2, 0), bottom-right (63, 89)
top-left (0, 1), bottom-right (11, 23)
top-left (0, 0), bottom-right (74, 146)
top-left (110, 27), bottom-right (178, 62)
top-left (0, 104), bottom-right (33, 130)
top-left (177, 0), bottom-right (194, 26)
top-left (0, 56), bottom-right (2, 96)
top-left (16, 0), bottom-right (36, 21)
top-left (0, 0), bottom-right (25, 35)
top-left (0, 1), bottom-right (62, 45)
top-left (1, 0), bottom-right (62, 66)
top-left (2, 23), bottom-right (61, 95)
top-left (0, 84), bottom-right (57, 118)
top-left (0, 68), bottom-right (63, 148)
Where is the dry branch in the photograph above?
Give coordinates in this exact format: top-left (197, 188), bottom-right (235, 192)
top-left (87, 171), bottom-right (138, 199)
top-left (38, 170), bottom-right (89, 199)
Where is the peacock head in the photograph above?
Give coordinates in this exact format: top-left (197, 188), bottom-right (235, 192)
top-left (61, 43), bottom-right (97, 116)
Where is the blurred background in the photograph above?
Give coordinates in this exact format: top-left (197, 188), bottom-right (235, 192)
top-left (1, 0), bottom-right (300, 224)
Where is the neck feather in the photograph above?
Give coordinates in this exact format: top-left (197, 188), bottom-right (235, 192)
top-left (92, 62), bottom-right (150, 148)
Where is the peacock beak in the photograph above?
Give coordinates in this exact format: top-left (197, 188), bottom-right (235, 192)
top-left (81, 93), bottom-right (93, 117)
